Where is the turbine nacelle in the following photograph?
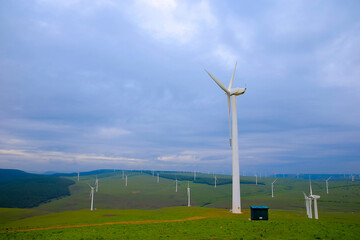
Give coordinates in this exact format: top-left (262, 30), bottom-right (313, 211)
top-left (230, 88), bottom-right (246, 96)
top-left (205, 63), bottom-right (246, 147)
top-left (310, 194), bottom-right (320, 199)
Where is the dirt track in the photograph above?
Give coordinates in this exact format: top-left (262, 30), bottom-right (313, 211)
top-left (3, 216), bottom-right (207, 233)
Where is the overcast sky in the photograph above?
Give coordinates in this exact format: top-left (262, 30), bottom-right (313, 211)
top-left (0, 0), bottom-right (359, 174)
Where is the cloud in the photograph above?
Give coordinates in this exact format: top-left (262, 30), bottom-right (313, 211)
top-left (127, 0), bottom-right (216, 44)
top-left (212, 45), bottom-right (238, 69)
top-left (97, 127), bottom-right (131, 138)
top-left (315, 25), bottom-right (360, 88)
top-left (0, 149), bottom-right (147, 165)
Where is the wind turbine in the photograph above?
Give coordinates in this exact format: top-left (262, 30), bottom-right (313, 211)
top-left (122, 170), bottom-right (124, 179)
top-left (88, 184), bottom-right (95, 211)
top-left (206, 63), bottom-right (246, 214)
top-left (303, 192), bottom-right (311, 218)
top-left (95, 176), bottom-right (99, 192)
top-left (326, 176), bottom-right (332, 194)
top-left (271, 178), bottom-right (278, 198)
top-left (194, 170), bottom-right (196, 181)
top-left (215, 175), bottom-right (217, 188)
top-left (175, 178), bottom-right (178, 192)
top-left (157, 173), bottom-right (159, 183)
top-left (309, 179), bottom-right (320, 219)
top-left (187, 181), bottom-right (191, 207)
top-left (77, 172), bottom-right (80, 181)
top-left (125, 175), bottom-right (128, 187)
top-left (255, 173), bottom-right (258, 185)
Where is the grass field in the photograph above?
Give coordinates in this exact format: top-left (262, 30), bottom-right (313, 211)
top-left (0, 172), bottom-right (359, 239)
top-left (1, 207), bottom-right (359, 239)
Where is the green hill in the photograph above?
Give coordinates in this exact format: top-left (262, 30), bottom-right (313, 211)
top-left (31, 171), bottom-right (360, 214)
top-left (0, 169), bottom-right (37, 183)
top-left (0, 170), bottom-right (75, 208)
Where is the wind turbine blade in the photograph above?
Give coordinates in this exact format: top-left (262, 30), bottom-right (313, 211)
top-left (272, 178), bottom-right (278, 184)
top-left (227, 95), bottom-right (231, 146)
top-left (228, 62), bottom-right (237, 90)
top-left (205, 70), bottom-right (230, 94)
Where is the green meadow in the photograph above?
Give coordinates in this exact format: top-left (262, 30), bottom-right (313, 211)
top-left (1, 172), bottom-right (359, 239)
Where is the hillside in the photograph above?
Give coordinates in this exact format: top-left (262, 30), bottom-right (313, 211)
top-left (0, 169), bottom-right (75, 208)
top-left (0, 169), bottom-right (37, 183)
top-left (33, 171), bottom-right (360, 214)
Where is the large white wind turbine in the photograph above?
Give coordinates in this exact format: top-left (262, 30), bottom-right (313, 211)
top-left (206, 63), bottom-right (246, 214)
top-left (326, 176), bottom-right (332, 194)
top-left (271, 178), bottom-right (278, 198)
top-left (88, 184), bottom-right (95, 211)
top-left (187, 181), bottom-right (191, 207)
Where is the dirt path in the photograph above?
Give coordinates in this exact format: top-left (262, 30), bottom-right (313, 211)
top-left (3, 216), bottom-right (207, 233)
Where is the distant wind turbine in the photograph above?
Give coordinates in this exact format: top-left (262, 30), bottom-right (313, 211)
top-left (95, 176), bottom-right (99, 192)
top-left (78, 172), bottom-right (80, 182)
top-left (187, 182), bottom-right (191, 207)
top-left (326, 176), bottom-right (332, 194)
top-left (125, 175), bottom-right (128, 187)
top-left (271, 178), bottom-right (278, 198)
top-left (157, 173), bottom-right (159, 183)
top-left (308, 179), bottom-right (320, 219)
top-left (255, 173), bottom-right (258, 185)
top-left (206, 63), bottom-right (246, 214)
top-left (88, 183), bottom-right (95, 211)
top-left (215, 175), bottom-right (217, 188)
top-left (194, 170), bottom-right (196, 181)
top-left (303, 192), bottom-right (311, 218)
top-left (175, 178), bottom-right (178, 192)
top-left (122, 170), bottom-right (124, 179)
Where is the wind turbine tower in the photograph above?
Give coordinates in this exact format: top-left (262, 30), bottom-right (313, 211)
top-left (215, 175), bottom-right (217, 188)
top-left (187, 182), bottom-right (191, 207)
top-left (78, 172), bottom-right (80, 182)
top-left (271, 178), bottom-right (278, 198)
top-left (125, 175), bottom-right (128, 187)
top-left (157, 173), bottom-right (159, 183)
top-left (95, 176), bottom-right (99, 192)
top-left (255, 173), bottom-right (258, 185)
top-left (206, 63), bottom-right (246, 214)
top-left (175, 179), bottom-right (178, 192)
top-left (326, 176), bottom-right (332, 194)
top-left (194, 170), bottom-right (196, 181)
top-left (122, 170), bottom-right (124, 179)
top-left (88, 184), bottom-right (95, 211)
